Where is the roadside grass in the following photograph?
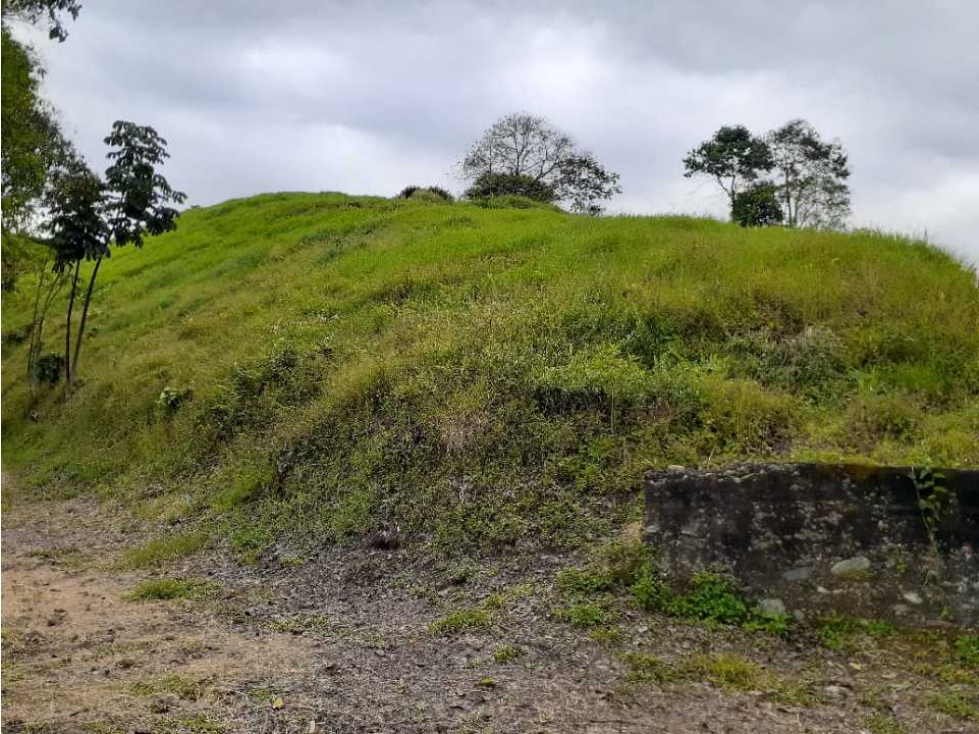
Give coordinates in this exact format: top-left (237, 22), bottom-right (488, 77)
top-left (2, 192), bottom-right (977, 556)
top-left (124, 577), bottom-right (218, 602)
top-left (122, 531), bottom-right (209, 569)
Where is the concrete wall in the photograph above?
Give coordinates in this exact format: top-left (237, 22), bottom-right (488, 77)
top-left (644, 463), bottom-right (979, 628)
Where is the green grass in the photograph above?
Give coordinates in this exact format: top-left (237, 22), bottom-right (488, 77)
top-left (3, 192), bottom-right (977, 552)
top-left (493, 644), bottom-right (524, 663)
top-left (429, 606), bottom-right (492, 635)
top-left (122, 531), bottom-right (209, 569)
top-left (129, 673), bottom-right (207, 701)
top-left (124, 577), bottom-right (216, 601)
top-left (862, 711), bottom-right (910, 734)
top-left (930, 691), bottom-right (979, 721)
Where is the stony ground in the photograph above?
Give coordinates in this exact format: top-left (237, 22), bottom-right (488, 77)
top-left (2, 492), bottom-right (976, 734)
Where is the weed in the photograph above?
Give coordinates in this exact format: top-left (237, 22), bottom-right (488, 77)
top-left (130, 674), bottom-right (207, 701)
top-left (589, 625), bottom-right (622, 644)
top-left (815, 614), bottom-right (895, 652)
top-left (268, 613), bottom-right (337, 634)
top-left (955, 634), bottom-right (979, 667)
top-left (493, 644), bottom-right (523, 664)
top-left (556, 566), bottom-right (615, 595)
top-left (623, 653), bottom-right (686, 684)
top-left (556, 601), bottom-right (614, 629)
top-left (124, 577), bottom-right (216, 602)
top-left (687, 653), bottom-right (769, 691)
top-left (122, 531), bottom-right (208, 569)
top-left (151, 714), bottom-right (228, 734)
top-left (862, 712), bottom-right (909, 734)
top-left (930, 691), bottom-right (979, 721)
top-left (429, 607), bottom-right (491, 636)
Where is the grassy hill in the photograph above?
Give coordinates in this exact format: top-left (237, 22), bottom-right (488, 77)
top-left (2, 192), bottom-right (978, 557)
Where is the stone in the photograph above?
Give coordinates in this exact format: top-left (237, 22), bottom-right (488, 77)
top-left (667, 464), bottom-right (685, 472)
top-left (830, 556), bottom-right (871, 577)
top-left (756, 598), bottom-right (786, 617)
top-left (782, 567), bottom-right (813, 582)
top-left (823, 685), bottom-right (850, 698)
top-left (902, 591), bottom-right (923, 605)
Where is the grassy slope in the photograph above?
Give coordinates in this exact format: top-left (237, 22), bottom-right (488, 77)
top-left (2, 192), bottom-right (978, 555)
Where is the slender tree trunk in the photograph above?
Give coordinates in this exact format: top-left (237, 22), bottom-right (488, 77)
top-left (71, 254), bottom-right (103, 385)
top-left (27, 262), bottom-right (49, 386)
top-left (64, 260), bottom-right (81, 391)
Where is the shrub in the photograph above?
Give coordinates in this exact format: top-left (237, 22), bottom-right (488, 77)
top-left (464, 173), bottom-right (556, 203)
top-left (34, 353), bottom-right (65, 385)
top-left (956, 634), bottom-right (979, 667)
top-left (846, 392), bottom-right (920, 445)
top-left (396, 185), bottom-right (454, 202)
top-left (557, 601), bottom-right (613, 628)
top-left (732, 182), bottom-right (783, 227)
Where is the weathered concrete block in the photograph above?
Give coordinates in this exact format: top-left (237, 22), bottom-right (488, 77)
top-left (644, 463), bottom-right (979, 628)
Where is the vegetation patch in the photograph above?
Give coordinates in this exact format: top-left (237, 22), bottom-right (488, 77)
top-left (3, 193), bottom-right (977, 557)
top-left (124, 577), bottom-right (217, 602)
top-left (687, 653), bottom-right (770, 692)
top-left (623, 653), bottom-right (687, 684)
top-left (862, 711), bottom-right (909, 734)
top-left (129, 673), bottom-right (208, 701)
top-left (631, 571), bottom-right (789, 633)
top-left (955, 634), bottom-right (979, 667)
top-left (624, 652), bottom-right (771, 693)
top-left (555, 600), bottom-right (616, 629)
top-left (429, 607), bottom-right (491, 636)
top-left (492, 644), bottom-right (523, 664)
top-left (122, 531), bottom-right (209, 569)
top-left (930, 691), bottom-right (979, 721)
top-left (267, 613), bottom-right (337, 635)
top-left (814, 613), bottom-right (896, 652)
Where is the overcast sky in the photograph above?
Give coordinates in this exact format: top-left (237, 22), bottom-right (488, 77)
top-left (19, 0), bottom-right (979, 264)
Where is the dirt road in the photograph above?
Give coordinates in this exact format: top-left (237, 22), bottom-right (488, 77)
top-left (1, 493), bottom-right (975, 733)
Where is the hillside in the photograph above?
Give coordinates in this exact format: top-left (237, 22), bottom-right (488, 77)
top-left (3, 192), bottom-right (978, 555)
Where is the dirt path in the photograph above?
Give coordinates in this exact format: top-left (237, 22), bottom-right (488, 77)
top-left (2, 493), bottom-right (975, 733)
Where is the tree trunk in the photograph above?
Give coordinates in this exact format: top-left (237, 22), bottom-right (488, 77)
top-left (71, 254), bottom-right (103, 385)
top-left (27, 261), bottom-right (49, 386)
top-left (64, 260), bottom-right (81, 391)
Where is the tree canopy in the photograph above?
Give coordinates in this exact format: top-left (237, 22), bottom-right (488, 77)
top-left (1, 0), bottom-right (80, 290)
top-left (768, 119), bottom-right (850, 229)
top-left (684, 120), bottom-right (850, 229)
top-left (682, 125), bottom-right (772, 210)
top-left (460, 113), bottom-right (621, 214)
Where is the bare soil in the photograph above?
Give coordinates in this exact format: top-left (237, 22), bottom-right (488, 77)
top-left (1, 493), bottom-right (974, 733)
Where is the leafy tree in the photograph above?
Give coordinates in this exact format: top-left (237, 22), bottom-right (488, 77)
top-left (683, 125), bottom-right (773, 211)
top-left (1, 0), bottom-right (81, 41)
top-left (464, 172), bottom-right (556, 203)
top-left (1, 0), bottom-right (79, 290)
top-left (731, 182), bottom-right (783, 227)
top-left (460, 113), bottom-right (621, 214)
top-left (767, 119), bottom-right (850, 229)
top-left (46, 122), bottom-right (185, 390)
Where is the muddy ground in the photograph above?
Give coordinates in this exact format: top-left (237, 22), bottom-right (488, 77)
top-left (1, 493), bottom-right (976, 734)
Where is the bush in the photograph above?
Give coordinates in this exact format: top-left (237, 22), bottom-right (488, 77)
top-left (34, 353), bottom-right (65, 385)
top-left (732, 182), bottom-right (783, 227)
top-left (396, 185), bottom-right (454, 202)
top-left (464, 173), bottom-right (556, 203)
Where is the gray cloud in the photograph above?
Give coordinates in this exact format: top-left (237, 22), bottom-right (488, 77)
top-left (20, 0), bottom-right (979, 263)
